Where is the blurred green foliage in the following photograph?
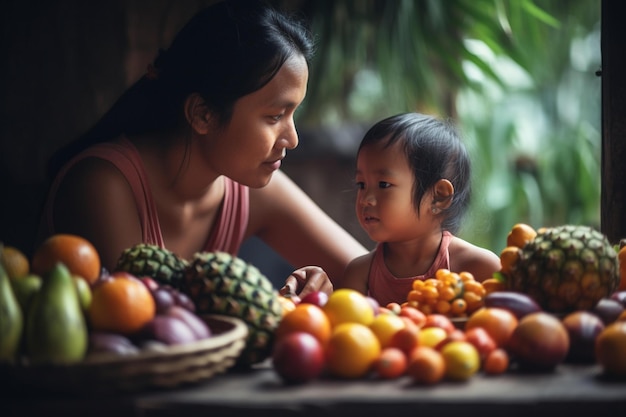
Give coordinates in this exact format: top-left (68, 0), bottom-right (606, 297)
top-left (291, 0), bottom-right (601, 253)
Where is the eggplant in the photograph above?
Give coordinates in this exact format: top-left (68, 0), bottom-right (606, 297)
top-left (483, 291), bottom-right (542, 319)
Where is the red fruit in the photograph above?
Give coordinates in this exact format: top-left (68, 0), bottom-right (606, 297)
top-left (398, 306), bottom-right (427, 327)
top-left (464, 327), bottom-right (497, 361)
top-left (272, 332), bottom-right (325, 384)
top-left (434, 329), bottom-right (467, 351)
top-left (507, 312), bottom-right (570, 371)
top-left (300, 291), bottom-right (329, 308)
top-left (423, 314), bottom-right (456, 334)
top-left (139, 276), bottom-right (159, 292)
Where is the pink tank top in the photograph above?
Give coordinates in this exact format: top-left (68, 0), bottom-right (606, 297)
top-left (368, 231), bottom-right (452, 306)
top-left (41, 138), bottom-right (249, 255)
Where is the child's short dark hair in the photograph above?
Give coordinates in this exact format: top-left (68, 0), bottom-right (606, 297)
top-left (357, 112), bottom-right (471, 234)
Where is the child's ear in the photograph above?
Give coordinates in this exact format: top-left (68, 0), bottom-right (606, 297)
top-left (432, 179), bottom-right (455, 211)
top-left (184, 93), bottom-right (212, 134)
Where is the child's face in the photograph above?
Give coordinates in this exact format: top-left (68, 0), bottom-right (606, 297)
top-left (355, 139), bottom-right (433, 243)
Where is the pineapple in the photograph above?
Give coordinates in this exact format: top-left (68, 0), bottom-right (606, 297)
top-left (115, 243), bottom-right (189, 289)
top-left (183, 251), bottom-right (283, 367)
top-left (506, 225), bottom-right (620, 313)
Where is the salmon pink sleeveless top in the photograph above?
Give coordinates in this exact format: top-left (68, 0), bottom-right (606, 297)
top-left (41, 138), bottom-right (249, 254)
top-left (368, 231), bottom-right (452, 306)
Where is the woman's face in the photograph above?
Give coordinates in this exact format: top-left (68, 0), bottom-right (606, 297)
top-left (355, 139), bottom-right (431, 243)
top-left (200, 54), bottom-right (309, 188)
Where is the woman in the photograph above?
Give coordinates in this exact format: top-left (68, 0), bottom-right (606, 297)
top-left (38, 0), bottom-right (367, 296)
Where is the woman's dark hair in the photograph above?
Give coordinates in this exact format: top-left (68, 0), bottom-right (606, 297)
top-left (48, 0), bottom-right (314, 178)
top-left (357, 112), bottom-right (472, 234)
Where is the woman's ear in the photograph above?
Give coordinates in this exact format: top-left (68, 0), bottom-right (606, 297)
top-left (432, 179), bottom-right (455, 212)
top-left (184, 93), bottom-right (211, 134)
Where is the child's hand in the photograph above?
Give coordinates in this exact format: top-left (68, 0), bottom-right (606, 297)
top-left (281, 266), bottom-right (333, 298)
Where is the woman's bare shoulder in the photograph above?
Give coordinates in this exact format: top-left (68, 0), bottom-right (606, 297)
top-left (52, 157), bottom-right (144, 270)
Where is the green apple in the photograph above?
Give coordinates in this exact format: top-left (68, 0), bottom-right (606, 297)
top-left (73, 275), bottom-right (92, 312)
top-left (10, 273), bottom-right (42, 314)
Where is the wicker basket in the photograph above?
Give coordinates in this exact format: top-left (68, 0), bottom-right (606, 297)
top-left (1, 314), bottom-right (248, 394)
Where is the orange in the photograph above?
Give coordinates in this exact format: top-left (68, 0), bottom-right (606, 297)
top-left (369, 313), bottom-right (406, 348)
top-left (323, 288), bottom-right (374, 327)
top-left (506, 223), bottom-right (537, 249)
top-left (499, 246), bottom-right (521, 275)
top-left (389, 323), bottom-right (420, 355)
top-left (275, 303), bottom-right (332, 346)
top-left (618, 245), bottom-right (626, 292)
top-left (483, 348), bottom-right (510, 375)
top-left (373, 347), bottom-right (407, 379)
top-left (441, 341), bottom-right (480, 381)
top-left (595, 320), bottom-right (626, 377)
top-left (482, 278), bottom-right (505, 294)
top-left (0, 244), bottom-right (30, 280)
top-left (32, 234), bottom-right (101, 284)
top-left (407, 346), bottom-right (445, 385)
top-left (89, 273), bottom-right (156, 335)
top-left (466, 307), bottom-right (518, 348)
top-left (326, 322), bottom-right (381, 379)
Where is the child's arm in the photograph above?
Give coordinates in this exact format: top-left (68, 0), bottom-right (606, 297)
top-left (450, 238), bottom-right (501, 282)
top-left (338, 252), bottom-right (374, 295)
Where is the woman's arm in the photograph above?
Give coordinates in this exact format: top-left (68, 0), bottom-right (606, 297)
top-left (48, 158), bottom-right (144, 272)
top-left (248, 170), bottom-right (368, 287)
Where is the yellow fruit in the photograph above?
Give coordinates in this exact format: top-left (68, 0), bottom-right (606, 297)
top-left (326, 323), bottom-right (381, 379)
top-left (418, 326), bottom-right (448, 348)
top-left (322, 288), bottom-right (374, 327)
top-left (0, 244), bottom-right (30, 280)
top-left (441, 341), bottom-right (480, 381)
top-left (369, 313), bottom-right (406, 348)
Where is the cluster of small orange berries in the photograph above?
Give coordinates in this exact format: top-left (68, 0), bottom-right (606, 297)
top-left (404, 269), bottom-right (503, 318)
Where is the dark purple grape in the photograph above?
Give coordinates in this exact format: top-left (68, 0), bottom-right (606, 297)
top-left (152, 288), bottom-right (176, 314)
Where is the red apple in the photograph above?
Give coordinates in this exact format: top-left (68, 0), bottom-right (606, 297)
top-left (300, 291), bottom-right (329, 308)
top-left (272, 332), bottom-right (325, 384)
top-left (465, 326), bottom-right (497, 361)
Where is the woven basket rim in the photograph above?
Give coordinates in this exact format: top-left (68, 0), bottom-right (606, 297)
top-left (1, 314), bottom-right (249, 393)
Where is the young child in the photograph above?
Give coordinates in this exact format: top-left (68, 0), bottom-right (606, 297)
top-left (341, 112), bottom-right (501, 306)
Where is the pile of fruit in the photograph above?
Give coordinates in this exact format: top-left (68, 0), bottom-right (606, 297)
top-left (272, 285), bottom-right (626, 385)
top-left (403, 269), bottom-right (501, 317)
top-left (0, 235), bottom-right (215, 365)
top-left (270, 223), bottom-right (626, 384)
top-left (4, 222), bottom-right (626, 386)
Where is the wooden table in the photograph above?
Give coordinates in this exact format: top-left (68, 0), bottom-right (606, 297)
top-left (7, 361), bottom-right (625, 417)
